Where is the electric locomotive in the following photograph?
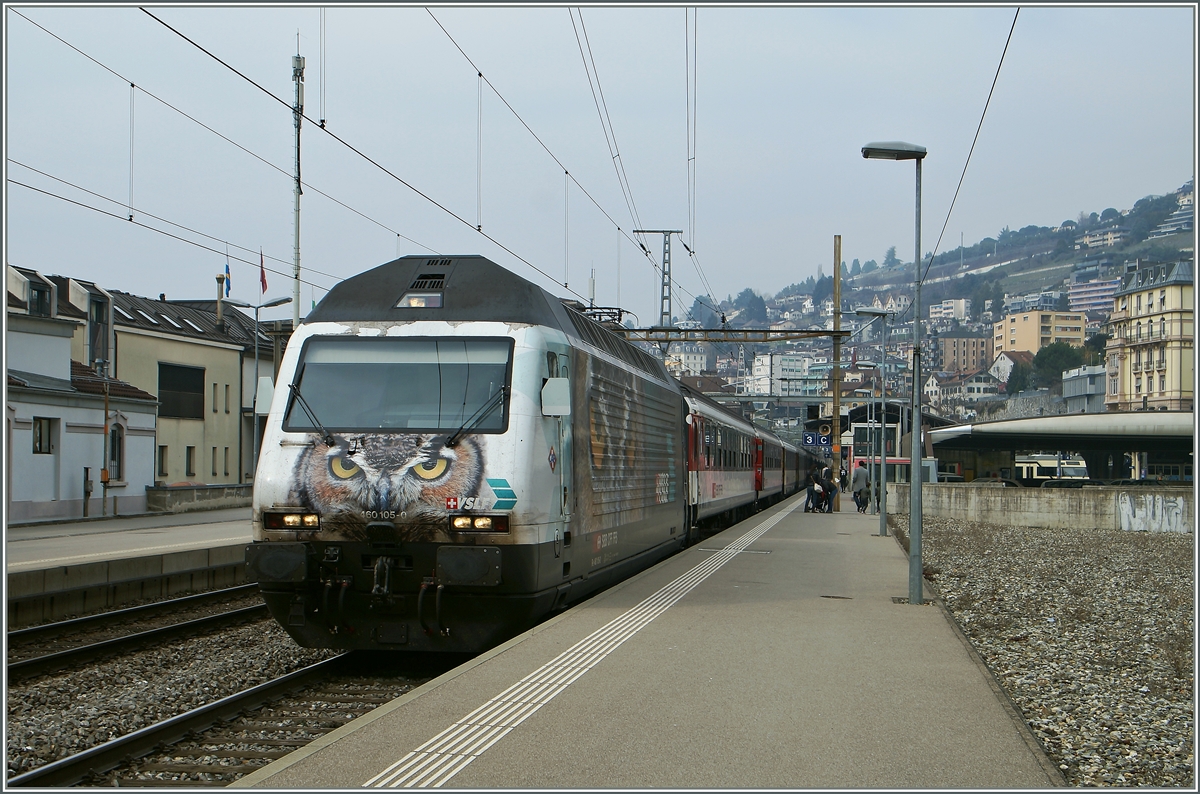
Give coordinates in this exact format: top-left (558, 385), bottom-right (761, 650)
top-left (247, 255), bottom-right (804, 653)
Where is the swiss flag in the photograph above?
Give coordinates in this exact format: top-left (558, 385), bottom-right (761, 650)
top-left (446, 497), bottom-right (459, 510)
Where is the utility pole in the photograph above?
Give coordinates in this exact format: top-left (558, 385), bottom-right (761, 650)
top-left (97, 359), bottom-right (110, 516)
top-left (831, 235), bottom-right (842, 511)
top-left (292, 52), bottom-right (305, 328)
top-left (632, 230), bottom-right (683, 329)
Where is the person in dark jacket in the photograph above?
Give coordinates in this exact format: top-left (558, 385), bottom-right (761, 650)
top-left (805, 465), bottom-right (821, 512)
top-left (820, 466), bottom-right (837, 513)
top-left (851, 460), bottom-right (869, 513)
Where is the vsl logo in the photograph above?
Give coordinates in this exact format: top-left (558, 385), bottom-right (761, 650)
top-left (486, 479), bottom-right (517, 511)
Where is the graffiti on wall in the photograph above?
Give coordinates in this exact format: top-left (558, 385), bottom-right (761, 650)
top-left (1116, 492), bottom-right (1190, 534)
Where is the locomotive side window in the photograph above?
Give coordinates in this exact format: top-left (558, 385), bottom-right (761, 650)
top-left (283, 337), bottom-right (513, 433)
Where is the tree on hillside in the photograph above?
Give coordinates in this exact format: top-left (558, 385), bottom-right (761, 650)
top-left (733, 288), bottom-right (767, 324)
top-left (1084, 333), bottom-right (1110, 366)
top-left (861, 259), bottom-right (879, 275)
top-left (689, 295), bottom-right (721, 327)
top-left (850, 258), bottom-right (862, 277)
top-left (1100, 207), bottom-right (1121, 223)
top-left (1033, 342), bottom-right (1084, 389)
top-left (990, 281), bottom-right (1006, 316)
top-left (1006, 361), bottom-right (1032, 394)
top-left (883, 246), bottom-right (901, 269)
top-left (1127, 193), bottom-right (1180, 243)
top-left (812, 275), bottom-right (833, 305)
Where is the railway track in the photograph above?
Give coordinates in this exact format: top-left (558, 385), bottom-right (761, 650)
top-left (7, 584), bottom-right (268, 682)
top-left (7, 652), bottom-right (456, 787)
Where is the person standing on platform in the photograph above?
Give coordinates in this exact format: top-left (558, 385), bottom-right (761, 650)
top-left (851, 460), bottom-right (869, 513)
top-left (805, 465), bottom-right (822, 512)
top-left (820, 466), bottom-right (838, 513)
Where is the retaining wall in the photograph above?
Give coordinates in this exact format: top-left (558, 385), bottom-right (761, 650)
top-left (890, 483), bottom-right (1193, 533)
top-left (145, 484), bottom-right (252, 513)
top-left (7, 544), bottom-right (248, 627)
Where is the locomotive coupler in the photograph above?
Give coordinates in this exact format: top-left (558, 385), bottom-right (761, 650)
top-left (371, 555), bottom-right (392, 595)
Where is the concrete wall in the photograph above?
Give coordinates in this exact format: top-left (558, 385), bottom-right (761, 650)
top-left (891, 482), bottom-right (1192, 533)
top-left (7, 543), bottom-right (247, 626)
top-left (145, 483), bottom-right (252, 513)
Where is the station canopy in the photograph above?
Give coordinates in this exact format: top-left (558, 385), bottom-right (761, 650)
top-left (927, 411), bottom-right (1194, 454)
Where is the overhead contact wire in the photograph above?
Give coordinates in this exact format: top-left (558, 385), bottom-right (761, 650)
top-left (10, 7), bottom-right (436, 255)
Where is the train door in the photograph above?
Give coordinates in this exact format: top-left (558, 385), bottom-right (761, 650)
top-left (753, 437), bottom-right (764, 494)
top-left (546, 350), bottom-right (573, 573)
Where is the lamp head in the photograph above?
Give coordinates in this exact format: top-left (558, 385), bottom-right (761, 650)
top-left (220, 297), bottom-right (253, 309)
top-left (262, 296), bottom-right (293, 309)
top-left (862, 141), bottom-right (927, 161)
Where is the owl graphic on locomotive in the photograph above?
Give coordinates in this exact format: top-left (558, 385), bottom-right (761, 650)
top-left (247, 255), bottom-right (803, 654)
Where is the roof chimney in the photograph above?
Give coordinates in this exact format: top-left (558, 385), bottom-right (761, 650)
top-left (216, 274), bottom-right (225, 330)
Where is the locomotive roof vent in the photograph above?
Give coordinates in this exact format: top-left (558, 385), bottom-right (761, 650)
top-left (410, 273), bottom-right (446, 290)
top-left (425, 258), bottom-right (453, 267)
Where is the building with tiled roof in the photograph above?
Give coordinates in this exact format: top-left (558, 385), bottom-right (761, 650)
top-left (8, 267), bottom-right (293, 517)
top-left (7, 267), bottom-right (160, 520)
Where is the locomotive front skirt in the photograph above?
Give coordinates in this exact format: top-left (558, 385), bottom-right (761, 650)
top-left (247, 256), bottom-right (806, 653)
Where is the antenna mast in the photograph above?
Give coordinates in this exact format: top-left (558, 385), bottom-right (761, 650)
top-left (292, 51), bottom-right (305, 327)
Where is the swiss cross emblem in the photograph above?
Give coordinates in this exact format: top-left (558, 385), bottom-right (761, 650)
top-left (446, 497), bottom-right (459, 510)
top-left (548, 446), bottom-right (557, 472)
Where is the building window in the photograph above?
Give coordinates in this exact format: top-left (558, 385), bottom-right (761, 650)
top-left (186, 446), bottom-right (196, 477)
top-left (224, 447), bottom-right (230, 476)
top-left (159, 363), bottom-right (205, 419)
top-left (32, 417), bottom-right (53, 454)
top-left (1160, 319), bottom-right (1166, 338)
top-left (109, 425), bottom-right (124, 481)
top-left (1136, 295), bottom-right (1142, 313)
top-left (1135, 378), bottom-right (1141, 395)
top-left (1159, 374), bottom-right (1166, 393)
top-left (212, 447), bottom-right (218, 476)
top-left (158, 445), bottom-right (169, 477)
top-left (29, 284), bottom-right (52, 317)
top-left (89, 298), bottom-right (109, 366)
top-left (212, 383), bottom-right (219, 413)
top-left (1109, 377), bottom-right (1118, 396)
top-left (224, 384), bottom-right (231, 414)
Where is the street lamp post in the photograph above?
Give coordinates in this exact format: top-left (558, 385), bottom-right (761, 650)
top-left (856, 308), bottom-right (890, 536)
top-left (862, 140), bottom-right (925, 603)
top-left (222, 295), bottom-right (292, 482)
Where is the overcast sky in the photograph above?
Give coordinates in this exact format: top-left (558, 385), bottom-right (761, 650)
top-left (5, 4), bottom-right (1195, 326)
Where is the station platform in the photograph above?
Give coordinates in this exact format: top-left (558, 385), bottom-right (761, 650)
top-left (235, 495), bottom-right (1063, 789)
top-left (6, 508), bottom-right (253, 626)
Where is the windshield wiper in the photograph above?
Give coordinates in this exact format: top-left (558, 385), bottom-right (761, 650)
top-left (446, 386), bottom-right (506, 447)
top-left (288, 383), bottom-right (336, 447)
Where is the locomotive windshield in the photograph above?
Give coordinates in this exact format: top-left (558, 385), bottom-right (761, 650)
top-left (282, 336), bottom-right (513, 433)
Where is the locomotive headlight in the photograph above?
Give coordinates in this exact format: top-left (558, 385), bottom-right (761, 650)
top-left (263, 511), bottom-right (321, 530)
top-left (449, 514), bottom-right (508, 532)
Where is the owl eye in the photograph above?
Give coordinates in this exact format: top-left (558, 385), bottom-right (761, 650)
top-left (413, 457), bottom-right (449, 480)
top-left (329, 456), bottom-right (361, 479)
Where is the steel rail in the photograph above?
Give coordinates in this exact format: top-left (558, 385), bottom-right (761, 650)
top-left (8, 604), bottom-right (269, 682)
top-left (7, 654), bottom-right (351, 787)
top-left (8, 583), bottom-right (261, 643)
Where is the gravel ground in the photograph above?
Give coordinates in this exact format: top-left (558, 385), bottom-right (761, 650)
top-left (5, 620), bottom-right (338, 778)
top-left (891, 514), bottom-right (1194, 787)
